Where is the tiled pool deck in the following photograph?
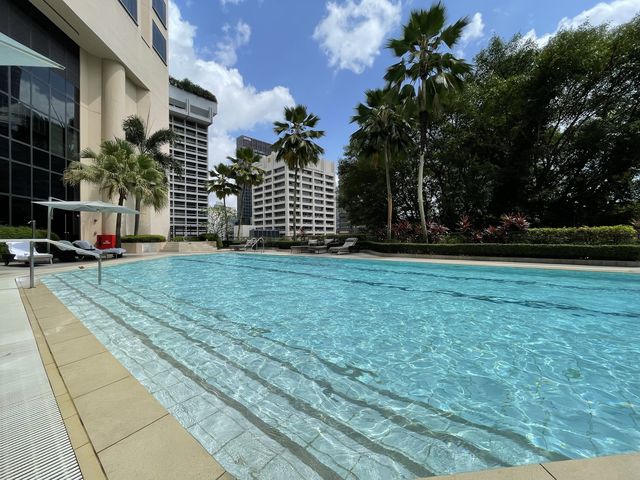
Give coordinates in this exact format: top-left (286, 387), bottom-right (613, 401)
top-left (2, 251), bottom-right (639, 479)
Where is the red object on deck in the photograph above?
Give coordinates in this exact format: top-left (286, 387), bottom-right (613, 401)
top-left (96, 234), bottom-right (116, 249)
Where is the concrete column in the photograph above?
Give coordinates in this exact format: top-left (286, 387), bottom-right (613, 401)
top-left (101, 60), bottom-right (126, 235)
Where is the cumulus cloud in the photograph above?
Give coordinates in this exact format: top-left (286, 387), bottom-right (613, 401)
top-left (220, 0), bottom-right (244, 6)
top-left (460, 12), bottom-right (485, 46)
top-left (524, 0), bottom-right (640, 46)
top-left (168, 1), bottom-right (295, 205)
top-left (313, 0), bottom-right (402, 74)
top-left (214, 20), bottom-right (251, 66)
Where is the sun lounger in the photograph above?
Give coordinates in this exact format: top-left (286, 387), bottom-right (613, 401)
top-left (231, 238), bottom-right (259, 251)
top-left (290, 239), bottom-right (318, 254)
top-left (308, 238), bottom-right (337, 254)
top-left (73, 240), bottom-right (126, 259)
top-left (328, 237), bottom-right (358, 255)
top-left (6, 241), bottom-right (53, 265)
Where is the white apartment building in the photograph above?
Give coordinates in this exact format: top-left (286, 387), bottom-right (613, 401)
top-left (168, 82), bottom-right (217, 237)
top-left (252, 153), bottom-right (337, 236)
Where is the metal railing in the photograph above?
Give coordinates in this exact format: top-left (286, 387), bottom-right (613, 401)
top-left (256, 237), bottom-right (265, 253)
top-left (0, 238), bottom-right (103, 288)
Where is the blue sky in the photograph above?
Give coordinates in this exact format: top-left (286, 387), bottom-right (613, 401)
top-left (167, 0), bottom-right (640, 186)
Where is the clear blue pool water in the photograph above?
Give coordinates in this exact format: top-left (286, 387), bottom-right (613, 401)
top-left (44, 254), bottom-right (640, 479)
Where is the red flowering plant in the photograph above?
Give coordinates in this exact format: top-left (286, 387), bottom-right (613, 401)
top-left (457, 214), bottom-right (475, 242)
top-left (427, 222), bottom-right (450, 243)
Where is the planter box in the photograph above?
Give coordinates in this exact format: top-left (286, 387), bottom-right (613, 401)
top-left (122, 242), bottom-right (166, 254)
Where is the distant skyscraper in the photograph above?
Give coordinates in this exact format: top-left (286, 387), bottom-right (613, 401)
top-left (235, 136), bottom-right (273, 225)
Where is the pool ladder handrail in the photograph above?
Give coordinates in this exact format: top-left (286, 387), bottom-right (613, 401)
top-left (255, 237), bottom-right (265, 253)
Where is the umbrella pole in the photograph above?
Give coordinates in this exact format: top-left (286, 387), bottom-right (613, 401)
top-left (46, 204), bottom-right (52, 254)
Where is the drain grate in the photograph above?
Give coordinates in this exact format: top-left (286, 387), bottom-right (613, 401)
top-left (0, 392), bottom-right (83, 480)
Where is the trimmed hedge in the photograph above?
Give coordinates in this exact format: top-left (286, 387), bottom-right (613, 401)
top-left (0, 227), bottom-right (59, 254)
top-left (359, 242), bottom-right (640, 261)
top-left (510, 225), bottom-right (636, 245)
top-left (121, 234), bottom-right (166, 243)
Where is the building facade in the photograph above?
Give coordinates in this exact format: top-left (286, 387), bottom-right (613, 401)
top-left (168, 83), bottom-right (216, 238)
top-left (0, 0), bottom-right (169, 240)
top-left (235, 135), bottom-right (273, 227)
top-left (252, 153), bottom-right (337, 236)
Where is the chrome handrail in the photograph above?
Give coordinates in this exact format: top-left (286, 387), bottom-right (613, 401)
top-left (0, 238), bottom-right (103, 288)
top-left (256, 237), bottom-right (265, 253)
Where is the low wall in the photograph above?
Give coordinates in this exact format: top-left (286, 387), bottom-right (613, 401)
top-left (122, 242), bottom-right (167, 254)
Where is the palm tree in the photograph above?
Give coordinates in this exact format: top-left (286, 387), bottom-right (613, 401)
top-left (122, 115), bottom-right (176, 234)
top-left (207, 162), bottom-right (240, 241)
top-left (63, 139), bottom-right (165, 247)
top-left (351, 88), bottom-right (414, 240)
top-left (273, 105), bottom-right (325, 240)
top-left (385, 3), bottom-right (471, 241)
top-left (228, 147), bottom-right (265, 239)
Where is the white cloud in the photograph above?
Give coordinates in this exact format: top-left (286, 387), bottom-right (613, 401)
top-left (168, 0), bottom-right (295, 205)
top-left (524, 0), bottom-right (640, 46)
top-left (214, 20), bottom-right (251, 66)
top-left (220, 0), bottom-right (244, 6)
top-left (313, 0), bottom-right (401, 74)
top-left (460, 12), bottom-right (485, 46)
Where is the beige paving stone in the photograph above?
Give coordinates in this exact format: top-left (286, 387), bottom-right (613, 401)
top-left (59, 351), bottom-right (129, 399)
top-left (99, 415), bottom-right (225, 480)
top-left (65, 414), bottom-right (90, 450)
top-left (217, 472), bottom-right (236, 480)
top-left (75, 443), bottom-right (107, 480)
top-left (44, 322), bottom-right (91, 345)
top-left (37, 312), bottom-right (78, 330)
top-left (50, 334), bottom-right (106, 366)
top-left (56, 392), bottom-right (77, 420)
top-left (543, 453), bottom-right (640, 480)
top-left (427, 464), bottom-right (554, 480)
top-left (44, 362), bottom-right (67, 397)
top-left (34, 333), bottom-right (55, 365)
top-left (74, 376), bottom-right (168, 453)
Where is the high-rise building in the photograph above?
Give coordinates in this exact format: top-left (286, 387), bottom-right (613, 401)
top-left (234, 135), bottom-right (273, 226)
top-left (168, 81), bottom-right (217, 238)
top-left (0, 0), bottom-right (169, 240)
top-left (252, 153), bottom-right (337, 236)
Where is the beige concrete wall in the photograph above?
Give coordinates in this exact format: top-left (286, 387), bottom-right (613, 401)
top-left (32, 0), bottom-right (170, 241)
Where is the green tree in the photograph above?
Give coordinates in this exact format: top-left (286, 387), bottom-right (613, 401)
top-left (273, 105), bottom-right (325, 240)
top-left (351, 88), bottom-right (414, 240)
top-left (122, 115), bottom-right (176, 234)
top-left (228, 147), bottom-right (265, 239)
top-left (204, 204), bottom-right (237, 240)
top-left (386, 3), bottom-right (471, 241)
top-left (207, 162), bottom-right (240, 241)
top-left (63, 139), bottom-right (165, 247)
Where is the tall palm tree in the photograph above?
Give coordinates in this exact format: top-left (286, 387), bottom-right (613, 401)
top-left (273, 105), bottom-right (325, 240)
top-left (207, 162), bottom-right (240, 241)
top-left (63, 139), bottom-right (165, 247)
top-left (123, 115), bottom-right (176, 234)
top-left (385, 3), bottom-right (471, 241)
top-left (351, 88), bottom-right (414, 240)
top-left (228, 147), bottom-right (265, 239)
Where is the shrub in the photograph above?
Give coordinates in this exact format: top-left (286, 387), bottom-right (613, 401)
top-left (0, 227), bottom-right (59, 254)
top-left (121, 234), bottom-right (166, 243)
top-left (358, 241), bottom-right (640, 261)
top-left (510, 225), bottom-right (636, 245)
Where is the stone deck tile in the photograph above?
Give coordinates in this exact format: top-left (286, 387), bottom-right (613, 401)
top-left (59, 350), bottom-right (129, 399)
top-left (542, 453), bottom-right (640, 480)
top-left (49, 333), bottom-right (107, 366)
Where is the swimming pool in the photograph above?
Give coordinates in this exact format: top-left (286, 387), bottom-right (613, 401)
top-left (43, 254), bottom-right (640, 479)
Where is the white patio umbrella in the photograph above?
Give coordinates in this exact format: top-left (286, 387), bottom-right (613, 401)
top-left (33, 198), bottom-right (139, 251)
top-left (0, 32), bottom-right (65, 68)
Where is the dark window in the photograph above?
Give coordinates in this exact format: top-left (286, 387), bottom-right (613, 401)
top-left (32, 77), bottom-right (50, 115)
top-left (51, 173), bottom-right (64, 199)
top-left (51, 155), bottom-right (66, 174)
top-left (32, 110), bottom-right (49, 151)
top-left (0, 136), bottom-right (7, 159)
top-left (11, 196), bottom-right (31, 226)
top-left (0, 94), bottom-right (7, 137)
top-left (0, 195), bottom-right (8, 225)
top-left (0, 159), bottom-right (8, 193)
top-left (152, 22), bottom-right (166, 63)
top-left (0, 66), bottom-right (7, 94)
top-left (50, 120), bottom-right (65, 157)
top-left (10, 100), bottom-right (30, 143)
top-left (118, 0), bottom-right (138, 23)
top-left (33, 167), bottom-right (49, 199)
top-left (10, 67), bottom-right (30, 104)
top-left (33, 148), bottom-right (49, 169)
top-left (11, 162), bottom-right (30, 196)
top-left (153, 0), bottom-right (166, 26)
top-left (11, 141), bottom-right (30, 165)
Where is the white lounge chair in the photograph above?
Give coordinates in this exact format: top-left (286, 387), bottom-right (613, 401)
top-left (328, 237), bottom-right (358, 255)
top-left (6, 241), bottom-right (53, 265)
top-left (308, 238), bottom-right (337, 254)
top-left (73, 240), bottom-right (126, 258)
top-left (231, 238), bottom-right (258, 251)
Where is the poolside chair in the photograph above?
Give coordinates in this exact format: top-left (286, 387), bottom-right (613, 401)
top-left (5, 241), bottom-right (53, 265)
top-left (328, 237), bottom-right (358, 255)
top-left (290, 239), bottom-right (318, 254)
top-left (52, 240), bottom-right (79, 262)
top-left (308, 238), bottom-right (337, 254)
top-left (231, 238), bottom-right (258, 251)
top-left (73, 240), bottom-right (126, 259)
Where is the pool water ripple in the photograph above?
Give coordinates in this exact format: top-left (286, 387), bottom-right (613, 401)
top-left (43, 254), bottom-right (640, 479)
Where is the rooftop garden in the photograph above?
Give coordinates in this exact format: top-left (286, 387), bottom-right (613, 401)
top-left (169, 76), bottom-right (217, 103)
